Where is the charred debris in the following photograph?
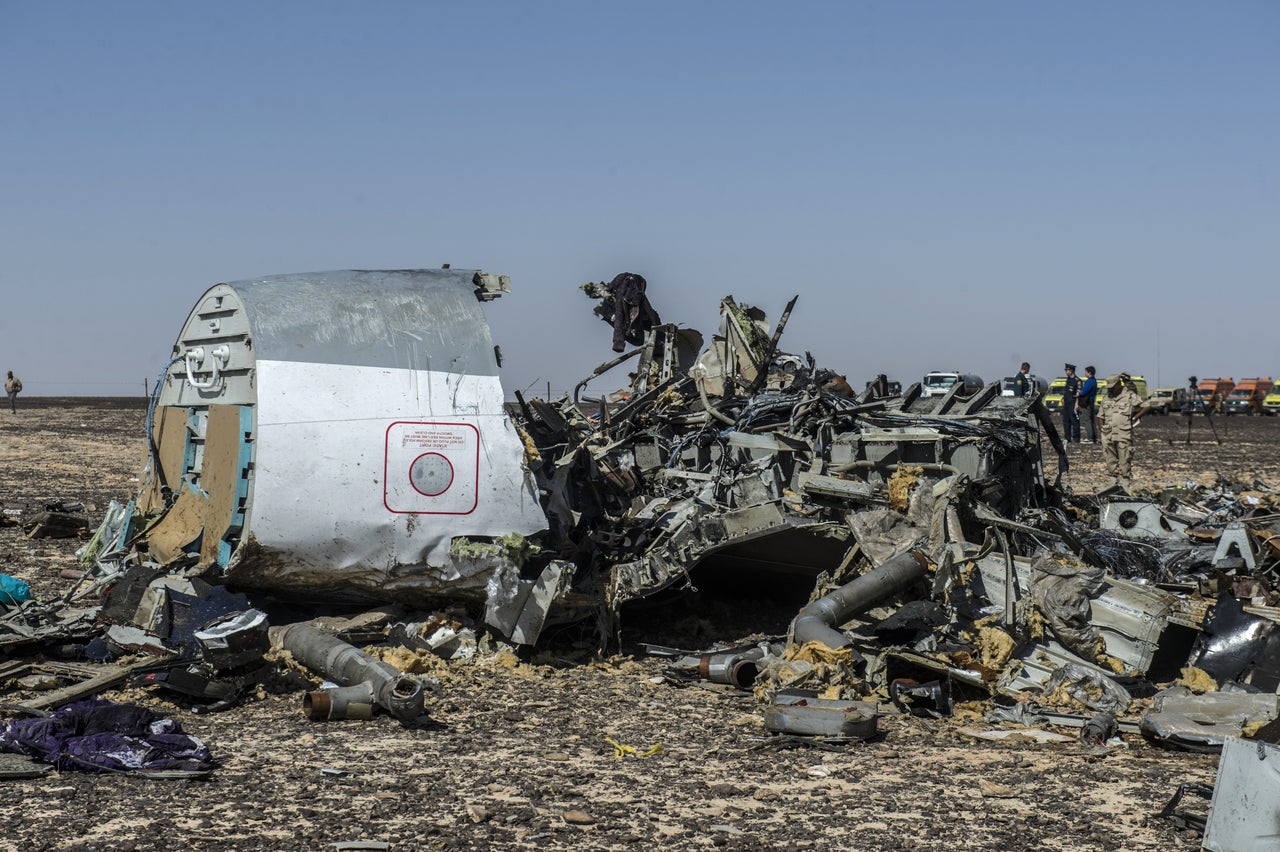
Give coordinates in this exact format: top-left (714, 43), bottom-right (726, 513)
top-left (4, 271), bottom-right (1280, 781)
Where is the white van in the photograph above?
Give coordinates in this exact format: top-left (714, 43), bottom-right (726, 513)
top-left (921, 371), bottom-right (984, 398)
top-left (1000, 375), bottom-right (1049, 397)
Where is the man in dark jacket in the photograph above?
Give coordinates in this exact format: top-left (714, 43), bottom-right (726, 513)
top-left (1013, 362), bottom-right (1031, 397)
top-left (1078, 366), bottom-right (1099, 443)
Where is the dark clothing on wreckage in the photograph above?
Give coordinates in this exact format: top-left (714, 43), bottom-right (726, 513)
top-left (606, 272), bottom-right (658, 352)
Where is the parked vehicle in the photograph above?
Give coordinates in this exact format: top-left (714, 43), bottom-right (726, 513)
top-left (1265, 384), bottom-right (1280, 416)
top-left (1185, 377), bottom-right (1235, 414)
top-left (920, 371), bottom-right (984, 398)
top-left (1146, 387), bottom-right (1186, 416)
top-left (1043, 377), bottom-right (1067, 412)
top-left (1224, 377), bottom-right (1274, 416)
top-left (1000, 375), bottom-right (1049, 397)
top-left (1126, 375), bottom-right (1149, 399)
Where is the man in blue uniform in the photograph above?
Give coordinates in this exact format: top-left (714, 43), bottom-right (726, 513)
top-left (1062, 363), bottom-right (1082, 443)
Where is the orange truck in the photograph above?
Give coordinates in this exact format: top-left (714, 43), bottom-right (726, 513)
top-left (1224, 377), bottom-right (1274, 415)
top-left (1188, 377), bottom-right (1234, 414)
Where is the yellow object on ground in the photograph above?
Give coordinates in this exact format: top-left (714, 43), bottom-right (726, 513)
top-left (603, 737), bottom-right (662, 758)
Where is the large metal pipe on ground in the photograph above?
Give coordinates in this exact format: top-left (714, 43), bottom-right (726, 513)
top-left (791, 549), bottom-right (930, 663)
top-left (274, 622), bottom-right (426, 722)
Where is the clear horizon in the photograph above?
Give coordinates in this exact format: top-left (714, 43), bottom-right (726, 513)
top-left (3, 2), bottom-right (1276, 399)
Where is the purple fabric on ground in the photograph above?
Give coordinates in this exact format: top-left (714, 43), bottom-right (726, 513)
top-left (0, 698), bottom-right (215, 773)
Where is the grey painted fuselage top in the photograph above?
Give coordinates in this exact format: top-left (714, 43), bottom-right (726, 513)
top-left (225, 269), bottom-right (499, 375)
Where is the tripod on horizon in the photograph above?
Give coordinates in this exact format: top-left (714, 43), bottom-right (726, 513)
top-left (1176, 375), bottom-right (1223, 446)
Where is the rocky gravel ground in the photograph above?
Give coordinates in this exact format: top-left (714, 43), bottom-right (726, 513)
top-left (2, 398), bottom-right (1276, 850)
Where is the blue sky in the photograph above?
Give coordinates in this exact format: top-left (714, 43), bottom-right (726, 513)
top-left (2, 2), bottom-right (1276, 397)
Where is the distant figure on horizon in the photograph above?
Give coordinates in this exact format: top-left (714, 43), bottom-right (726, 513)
top-left (5, 371), bottom-right (21, 413)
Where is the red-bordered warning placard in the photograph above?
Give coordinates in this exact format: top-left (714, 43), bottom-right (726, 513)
top-left (383, 421), bottom-right (479, 514)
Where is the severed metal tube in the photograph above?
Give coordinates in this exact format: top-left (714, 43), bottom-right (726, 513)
top-left (699, 647), bottom-right (767, 690)
top-left (275, 623), bottom-right (427, 722)
top-left (791, 549), bottom-right (930, 664)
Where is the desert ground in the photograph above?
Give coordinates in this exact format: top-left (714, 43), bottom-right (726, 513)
top-left (2, 397), bottom-right (1278, 851)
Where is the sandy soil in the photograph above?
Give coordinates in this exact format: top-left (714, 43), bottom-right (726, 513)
top-left (3, 398), bottom-right (1274, 851)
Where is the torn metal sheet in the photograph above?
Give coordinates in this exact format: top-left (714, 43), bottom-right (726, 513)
top-left (1186, 593), bottom-right (1280, 693)
top-left (483, 560), bottom-right (573, 646)
top-left (1203, 737), bottom-right (1280, 852)
top-left (1140, 687), bottom-right (1280, 752)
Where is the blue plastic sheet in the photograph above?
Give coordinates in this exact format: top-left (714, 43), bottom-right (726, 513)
top-left (0, 574), bottom-right (30, 605)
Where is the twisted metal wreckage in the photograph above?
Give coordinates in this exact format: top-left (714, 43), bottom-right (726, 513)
top-left (4, 271), bottom-right (1280, 784)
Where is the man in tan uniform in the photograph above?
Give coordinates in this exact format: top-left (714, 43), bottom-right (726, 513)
top-left (1098, 372), bottom-right (1149, 491)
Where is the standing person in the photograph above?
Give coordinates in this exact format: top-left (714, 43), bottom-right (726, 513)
top-left (1078, 366), bottom-right (1099, 443)
top-left (1062, 363), bottom-right (1082, 443)
top-left (1098, 372), bottom-right (1149, 491)
top-left (1013, 362), bottom-right (1031, 397)
top-left (4, 371), bottom-right (19, 413)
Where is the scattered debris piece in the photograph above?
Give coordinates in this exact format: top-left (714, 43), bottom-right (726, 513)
top-left (23, 511), bottom-right (91, 539)
top-left (603, 737), bottom-right (662, 758)
top-left (275, 622), bottom-right (432, 723)
top-left (1140, 687), bottom-right (1279, 752)
top-left (762, 690), bottom-right (878, 740)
